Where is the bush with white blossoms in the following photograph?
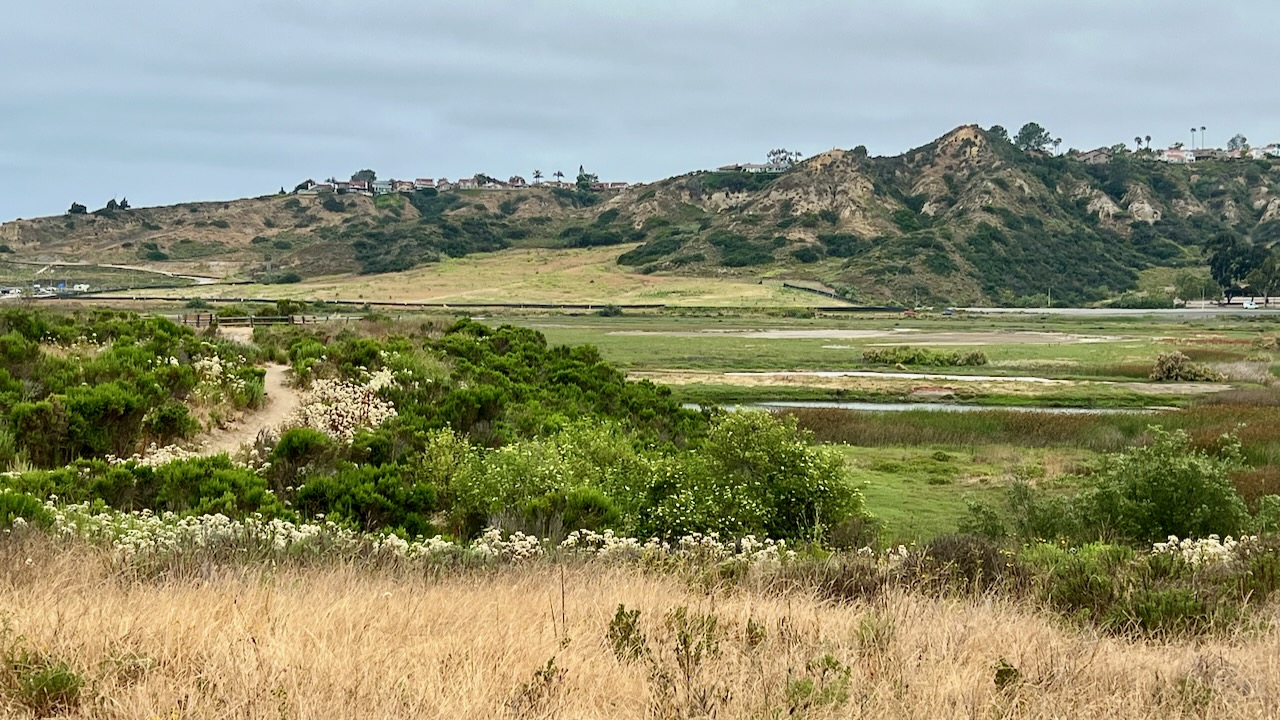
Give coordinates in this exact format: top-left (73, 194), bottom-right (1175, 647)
top-left (283, 377), bottom-right (398, 443)
top-left (9, 495), bottom-right (809, 570)
top-left (107, 443), bottom-right (201, 468)
top-left (1151, 534), bottom-right (1259, 569)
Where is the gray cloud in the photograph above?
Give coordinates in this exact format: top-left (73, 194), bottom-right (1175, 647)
top-left (3, 0), bottom-right (1276, 220)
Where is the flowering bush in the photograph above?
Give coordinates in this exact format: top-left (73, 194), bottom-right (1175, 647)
top-left (283, 378), bottom-right (398, 443)
top-left (1151, 534), bottom-right (1259, 569)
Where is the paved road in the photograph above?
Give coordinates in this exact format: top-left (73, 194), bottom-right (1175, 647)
top-left (960, 307), bottom-right (1280, 317)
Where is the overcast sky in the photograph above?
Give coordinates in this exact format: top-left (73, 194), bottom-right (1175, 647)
top-left (3, 0), bottom-right (1276, 221)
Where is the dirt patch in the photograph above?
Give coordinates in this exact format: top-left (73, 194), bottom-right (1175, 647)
top-left (1113, 382), bottom-right (1232, 396)
top-left (194, 364), bottom-right (300, 456)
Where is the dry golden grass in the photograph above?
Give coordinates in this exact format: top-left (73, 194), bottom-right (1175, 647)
top-left (114, 246), bottom-right (816, 307)
top-left (4, 539), bottom-right (1280, 719)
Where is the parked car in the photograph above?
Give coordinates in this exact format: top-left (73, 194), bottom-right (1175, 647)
top-left (1243, 300), bottom-right (1259, 310)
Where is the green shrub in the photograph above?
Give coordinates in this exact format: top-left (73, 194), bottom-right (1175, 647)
top-left (640, 412), bottom-right (863, 539)
top-left (790, 246), bottom-right (822, 263)
top-left (1, 644), bottom-right (84, 717)
top-left (1074, 427), bottom-right (1249, 544)
top-left (862, 347), bottom-right (988, 367)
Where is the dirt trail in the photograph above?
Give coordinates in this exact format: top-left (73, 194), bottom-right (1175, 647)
top-left (196, 363), bottom-right (301, 456)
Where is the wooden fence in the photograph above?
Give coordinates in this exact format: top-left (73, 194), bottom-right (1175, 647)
top-left (180, 314), bottom-right (328, 328)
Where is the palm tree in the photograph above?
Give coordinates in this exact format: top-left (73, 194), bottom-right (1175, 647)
top-left (1191, 128), bottom-right (1197, 149)
top-left (1135, 136), bottom-right (1143, 150)
top-left (1200, 126), bottom-right (1207, 149)
top-left (1145, 134), bottom-right (1152, 149)
top-left (1053, 138), bottom-right (1062, 155)
top-left (533, 169), bottom-right (543, 185)
top-left (553, 170), bottom-right (565, 185)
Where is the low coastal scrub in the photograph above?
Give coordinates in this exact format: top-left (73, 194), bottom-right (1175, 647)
top-left (861, 346), bottom-right (988, 367)
top-left (0, 309), bottom-right (264, 468)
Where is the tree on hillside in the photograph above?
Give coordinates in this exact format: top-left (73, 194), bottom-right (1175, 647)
top-left (351, 169), bottom-right (377, 183)
top-left (1135, 136), bottom-right (1143, 150)
top-left (508, 175), bottom-right (526, 186)
top-left (1145, 134), bottom-right (1152, 149)
top-left (576, 166), bottom-right (598, 191)
top-left (67, 202), bottom-right (87, 215)
top-left (1013, 122), bottom-right (1053, 152)
top-left (119, 198), bottom-right (131, 210)
top-left (766, 148), bottom-right (803, 169)
top-left (1228, 134), bottom-right (1248, 152)
top-left (852, 145), bottom-right (869, 159)
top-left (1053, 138), bottom-right (1062, 155)
top-left (987, 125), bottom-right (1010, 144)
top-left (105, 199), bottom-right (119, 212)
top-left (553, 170), bottom-right (565, 184)
top-left (533, 169), bottom-right (544, 184)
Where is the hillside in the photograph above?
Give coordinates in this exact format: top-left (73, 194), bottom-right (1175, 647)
top-left (4, 125), bottom-right (1279, 304)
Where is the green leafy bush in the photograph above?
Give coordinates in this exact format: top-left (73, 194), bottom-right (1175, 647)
top-left (1075, 428), bottom-right (1248, 544)
top-left (862, 347), bottom-right (988, 367)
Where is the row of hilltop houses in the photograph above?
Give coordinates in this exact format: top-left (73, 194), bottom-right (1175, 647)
top-left (295, 175), bottom-right (631, 196)
top-left (1078, 144), bottom-right (1280, 166)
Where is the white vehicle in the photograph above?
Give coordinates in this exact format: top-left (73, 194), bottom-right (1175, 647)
top-left (1242, 300), bottom-right (1259, 310)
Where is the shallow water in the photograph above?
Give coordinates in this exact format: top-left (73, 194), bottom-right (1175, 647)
top-left (685, 400), bottom-right (1166, 415)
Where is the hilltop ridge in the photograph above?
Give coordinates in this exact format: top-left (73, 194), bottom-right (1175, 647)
top-left (4, 124), bottom-right (1278, 305)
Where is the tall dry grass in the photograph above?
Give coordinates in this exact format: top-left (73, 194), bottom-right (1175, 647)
top-left (3, 538), bottom-right (1280, 719)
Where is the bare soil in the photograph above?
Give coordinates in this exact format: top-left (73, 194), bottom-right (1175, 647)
top-left (194, 363), bottom-right (301, 456)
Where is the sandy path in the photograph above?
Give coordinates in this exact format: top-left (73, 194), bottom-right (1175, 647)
top-left (197, 363), bottom-right (301, 456)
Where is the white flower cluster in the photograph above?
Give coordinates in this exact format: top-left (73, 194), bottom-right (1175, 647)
top-left (559, 530), bottom-right (796, 564)
top-left (42, 501), bottom-right (460, 563)
top-left (284, 377), bottom-right (397, 442)
top-left (365, 368), bottom-right (396, 392)
top-left (1152, 534), bottom-right (1259, 568)
top-left (857, 544), bottom-right (912, 567)
top-left (53, 334), bottom-right (109, 355)
top-left (473, 527), bottom-right (546, 561)
top-left (193, 356), bottom-right (224, 381)
top-left (21, 497), bottom-right (808, 569)
top-left (107, 443), bottom-right (201, 468)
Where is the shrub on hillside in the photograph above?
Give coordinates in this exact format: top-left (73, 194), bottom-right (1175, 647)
top-left (1149, 352), bottom-right (1224, 382)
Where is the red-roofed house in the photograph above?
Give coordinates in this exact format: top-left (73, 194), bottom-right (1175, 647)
top-left (414, 178), bottom-right (435, 190)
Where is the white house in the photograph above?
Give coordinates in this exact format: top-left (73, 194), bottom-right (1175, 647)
top-left (372, 180), bottom-right (394, 194)
top-left (1158, 147), bottom-right (1196, 164)
top-left (413, 178), bottom-right (435, 190)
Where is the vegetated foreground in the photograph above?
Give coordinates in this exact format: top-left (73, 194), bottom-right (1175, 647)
top-left (5, 540), bottom-right (1280, 720)
top-left (7, 308), bottom-right (1280, 716)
